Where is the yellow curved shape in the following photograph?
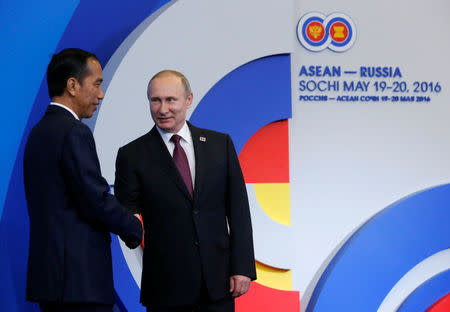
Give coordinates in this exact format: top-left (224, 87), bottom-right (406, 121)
top-left (254, 183), bottom-right (291, 225)
top-left (255, 260), bottom-right (292, 290)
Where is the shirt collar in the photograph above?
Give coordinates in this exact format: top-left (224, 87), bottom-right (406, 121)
top-left (156, 121), bottom-right (192, 145)
top-left (50, 102), bottom-right (79, 120)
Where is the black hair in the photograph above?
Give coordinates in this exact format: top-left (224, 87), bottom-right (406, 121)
top-left (46, 48), bottom-right (99, 98)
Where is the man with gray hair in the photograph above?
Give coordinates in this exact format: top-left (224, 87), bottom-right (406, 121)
top-left (115, 70), bottom-right (256, 312)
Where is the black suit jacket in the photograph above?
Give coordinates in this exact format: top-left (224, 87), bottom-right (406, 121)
top-left (115, 122), bottom-right (256, 307)
top-left (23, 105), bottom-right (143, 304)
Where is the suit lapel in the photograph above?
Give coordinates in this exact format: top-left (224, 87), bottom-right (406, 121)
top-left (147, 126), bottom-right (192, 200)
top-left (188, 122), bottom-right (207, 203)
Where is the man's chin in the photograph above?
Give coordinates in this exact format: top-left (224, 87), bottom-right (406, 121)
top-left (156, 122), bottom-right (175, 132)
top-left (81, 111), bottom-right (94, 119)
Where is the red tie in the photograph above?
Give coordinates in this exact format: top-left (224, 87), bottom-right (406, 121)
top-left (170, 134), bottom-right (193, 197)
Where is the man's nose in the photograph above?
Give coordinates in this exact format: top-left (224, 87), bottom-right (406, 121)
top-left (160, 101), bottom-right (169, 113)
top-left (99, 87), bottom-right (104, 100)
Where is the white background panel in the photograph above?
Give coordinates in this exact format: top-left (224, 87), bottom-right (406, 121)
top-left (291, 0), bottom-right (450, 309)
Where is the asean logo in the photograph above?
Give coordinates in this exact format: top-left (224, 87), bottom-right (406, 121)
top-left (297, 12), bottom-right (356, 52)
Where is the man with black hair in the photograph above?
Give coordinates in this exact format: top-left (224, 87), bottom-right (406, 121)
top-left (23, 48), bottom-right (143, 312)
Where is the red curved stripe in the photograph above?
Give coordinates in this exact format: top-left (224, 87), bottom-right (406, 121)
top-left (236, 282), bottom-right (300, 312)
top-left (426, 293), bottom-right (450, 312)
top-left (238, 120), bottom-right (289, 183)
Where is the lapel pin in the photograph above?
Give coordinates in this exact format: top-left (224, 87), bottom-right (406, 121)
top-left (200, 136), bottom-right (206, 142)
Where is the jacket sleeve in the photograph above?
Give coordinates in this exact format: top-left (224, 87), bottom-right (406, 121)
top-left (114, 146), bottom-right (144, 215)
top-left (61, 123), bottom-right (142, 248)
top-left (225, 134), bottom-right (257, 280)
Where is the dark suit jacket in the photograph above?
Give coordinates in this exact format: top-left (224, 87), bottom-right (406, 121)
top-left (23, 105), bottom-right (143, 304)
top-left (114, 122), bottom-right (256, 308)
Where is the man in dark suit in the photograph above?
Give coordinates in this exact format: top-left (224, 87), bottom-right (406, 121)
top-left (23, 48), bottom-right (143, 312)
top-left (114, 70), bottom-right (256, 312)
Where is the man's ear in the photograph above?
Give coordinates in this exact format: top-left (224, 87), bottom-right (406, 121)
top-left (66, 77), bottom-right (78, 97)
top-left (186, 92), bottom-right (194, 109)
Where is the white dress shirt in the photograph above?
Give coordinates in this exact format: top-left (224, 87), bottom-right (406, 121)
top-left (50, 102), bottom-right (79, 120)
top-left (156, 122), bottom-right (196, 189)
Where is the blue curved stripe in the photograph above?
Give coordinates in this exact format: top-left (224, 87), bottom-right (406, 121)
top-left (111, 236), bottom-right (144, 312)
top-left (1, 2), bottom-right (171, 311)
top-left (307, 184), bottom-right (450, 312)
top-left (190, 54), bottom-right (292, 154)
top-left (397, 269), bottom-right (450, 312)
top-left (0, 0), bottom-right (80, 220)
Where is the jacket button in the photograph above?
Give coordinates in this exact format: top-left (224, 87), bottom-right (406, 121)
top-left (193, 209), bottom-right (199, 215)
top-left (194, 241), bottom-right (199, 247)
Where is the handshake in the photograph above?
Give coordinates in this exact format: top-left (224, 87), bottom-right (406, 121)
top-left (120, 213), bottom-right (145, 249)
